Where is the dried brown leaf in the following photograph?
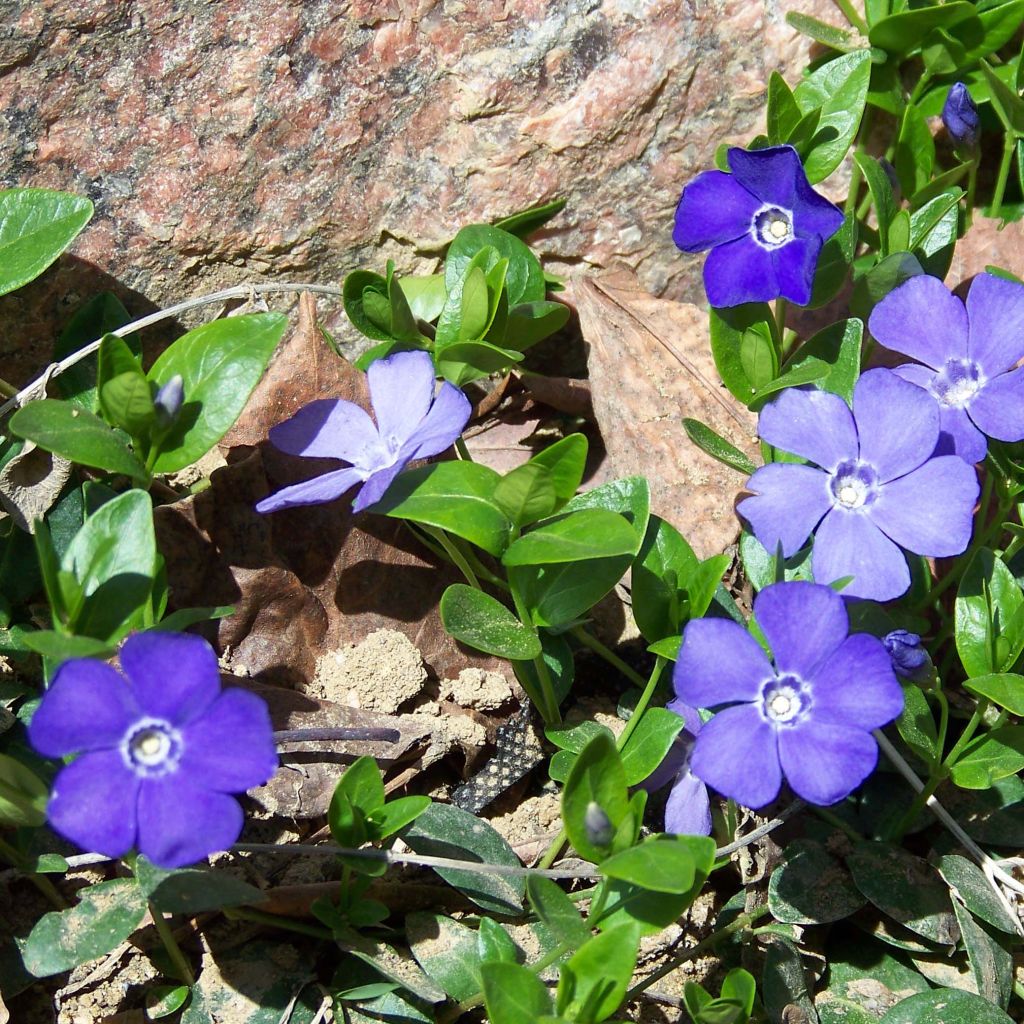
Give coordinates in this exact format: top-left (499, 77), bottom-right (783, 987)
top-left (0, 441), bottom-right (72, 532)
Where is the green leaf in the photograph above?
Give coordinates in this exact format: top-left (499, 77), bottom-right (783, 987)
top-left (620, 708), bottom-right (685, 786)
top-left (952, 899), bottom-right (1013, 1009)
top-left (784, 318), bottom-right (862, 404)
top-left (386, 262), bottom-right (421, 343)
top-left (896, 681), bottom-right (939, 766)
top-left (100, 371), bottom-right (156, 439)
top-left (980, 58), bottom-right (1024, 135)
top-left (370, 461), bottom-right (512, 556)
top-left (562, 732), bottom-right (629, 863)
top-left (810, 213), bottom-right (858, 308)
top-left (785, 11), bottom-right (856, 50)
top-left (850, 251), bottom-right (924, 321)
top-left (794, 50), bottom-right (873, 183)
top-left (329, 756), bottom-right (386, 847)
top-left (526, 433), bottom-right (587, 505)
top-left (739, 530), bottom-right (814, 591)
top-left (493, 197), bottom-right (567, 239)
top-left (0, 752), bottom-right (48, 827)
top-left (440, 584), bottom-right (541, 660)
top-left (950, 726), bottom-right (1024, 789)
top-left (506, 300), bottom-right (570, 350)
top-left (855, 152), bottom-right (897, 253)
top-left (397, 274), bottom-right (447, 324)
top-left (556, 922), bottom-right (640, 1024)
top-left (895, 103), bottom-right (935, 199)
top-left (146, 313), bottom-right (287, 474)
top-left (599, 835), bottom-right (697, 894)
top-left (493, 463), bottom-right (558, 527)
top-left (878, 988), bottom-right (1013, 1023)
top-left (526, 876), bottom-right (590, 948)
top-left (145, 985), bottom-right (191, 1020)
top-left (482, 962), bottom-right (554, 1024)
top-left (19, 630), bottom-right (115, 661)
top-left (720, 969), bottom-right (756, 1017)
top-left (964, 673), bottom-right (1024, 715)
top-left (9, 399), bottom-right (148, 484)
top-left (681, 419), bottom-right (756, 476)
top-left (739, 322), bottom-right (778, 390)
top-left (868, 2), bottom-right (974, 55)
top-left (768, 839), bottom-right (864, 924)
top-left (767, 71), bottom-right (803, 145)
top-left (709, 304), bottom-right (772, 402)
top-left (19, 878), bottom-right (147, 977)
top-left (935, 853), bottom-right (1020, 934)
top-left (517, 628), bottom-right (575, 706)
top-left (135, 857), bottom-right (264, 913)
top-left (909, 189), bottom-right (962, 279)
top-left (0, 188), bottom-right (93, 297)
top-left (436, 339), bottom-right (525, 386)
top-left (402, 802), bottom-right (525, 914)
top-left (477, 917), bottom-right (518, 965)
top-left (632, 515), bottom-right (700, 643)
top-left (344, 270), bottom-right (393, 341)
top-left (509, 554), bottom-right (632, 627)
top-left (54, 292), bottom-right (133, 412)
top-left (561, 476), bottom-right (650, 542)
top-left (445, 224), bottom-right (546, 307)
top-left (406, 913), bottom-right (481, 1002)
top-left (502, 509), bottom-right (639, 566)
top-left (367, 795), bottom-right (431, 840)
top-left (955, 548), bottom-right (1024, 678)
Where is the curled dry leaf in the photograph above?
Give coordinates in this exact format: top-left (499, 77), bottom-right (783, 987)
top-left (577, 269), bottom-right (757, 559)
top-left (0, 441), bottom-right (72, 532)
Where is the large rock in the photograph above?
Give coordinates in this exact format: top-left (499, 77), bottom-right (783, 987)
top-left (0, 0), bottom-right (829, 384)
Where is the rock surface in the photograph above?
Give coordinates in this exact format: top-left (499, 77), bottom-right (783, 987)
top-left (0, 0), bottom-right (831, 384)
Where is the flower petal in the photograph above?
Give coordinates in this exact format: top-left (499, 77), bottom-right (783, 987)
top-left (367, 350), bottom-right (436, 448)
top-left (47, 751), bottom-right (140, 859)
top-left (726, 145), bottom-right (803, 207)
top-left (778, 720), bottom-right (878, 805)
top-left (690, 705), bottom-right (782, 809)
top-left (674, 618), bottom-right (774, 708)
top-left (812, 507), bottom-right (910, 602)
top-left (970, 365), bottom-right (1024, 443)
top-left (793, 175), bottom-right (845, 241)
top-left (757, 386), bottom-right (857, 470)
top-left (405, 381), bottom-right (472, 460)
top-left (29, 661), bottom-right (139, 758)
top-left (754, 581), bottom-right (848, 678)
top-left (255, 465), bottom-right (365, 513)
top-left (664, 773), bottom-right (713, 836)
top-left (853, 368), bottom-right (939, 482)
top-left (966, 273), bottom-right (1024, 376)
top-left (868, 275), bottom-right (968, 368)
top-left (738, 463), bottom-right (832, 558)
top-left (703, 236), bottom-right (779, 308)
top-left (120, 632), bottom-right (221, 727)
top-left (870, 456), bottom-right (978, 557)
top-left (267, 399), bottom-right (382, 468)
top-left (771, 237), bottom-right (820, 306)
top-left (178, 689), bottom-right (278, 793)
top-left (352, 456), bottom-right (414, 512)
top-left (136, 777), bottom-right (244, 868)
top-left (673, 170), bottom-right (759, 252)
top-left (806, 633), bottom-right (904, 730)
top-left (891, 362), bottom-right (984, 458)
top-left (665, 697), bottom-right (703, 737)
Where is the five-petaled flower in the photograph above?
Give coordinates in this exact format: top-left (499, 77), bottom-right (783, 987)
top-left (738, 369), bottom-right (979, 602)
top-left (28, 632), bottom-right (278, 869)
top-left (869, 273), bottom-right (1024, 465)
top-left (673, 144), bottom-right (844, 308)
top-left (256, 349), bottom-right (472, 514)
top-left (674, 581), bottom-right (903, 809)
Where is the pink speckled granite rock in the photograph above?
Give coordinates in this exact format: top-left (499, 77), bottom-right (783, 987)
top-left (0, 0), bottom-right (835, 384)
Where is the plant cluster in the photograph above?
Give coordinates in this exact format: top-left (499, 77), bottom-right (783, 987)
top-left (4, 3), bottom-right (1024, 1023)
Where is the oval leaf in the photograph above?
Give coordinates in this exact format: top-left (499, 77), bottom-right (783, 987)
top-left (440, 584), bottom-right (541, 660)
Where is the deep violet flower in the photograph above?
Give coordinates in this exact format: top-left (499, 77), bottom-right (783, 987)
top-left (674, 581), bottom-right (903, 808)
top-left (28, 632), bottom-right (278, 868)
top-left (942, 82), bottom-right (980, 149)
top-left (673, 144), bottom-right (844, 307)
top-left (883, 629), bottom-right (933, 683)
top-left (641, 698), bottom-right (712, 836)
top-left (738, 369), bottom-right (979, 602)
top-left (256, 350), bottom-right (471, 514)
top-left (869, 273), bottom-right (1024, 464)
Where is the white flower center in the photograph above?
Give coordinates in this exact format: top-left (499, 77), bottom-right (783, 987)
top-left (761, 676), bottom-right (811, 726)
top-left (122, 719), bottom-right (182, 777)
top-left (752, 205), bottom-right (795, 250)
top-left (932, 358), bottom-right (985, 409)
top-left (830, 459), bottom-right (878, 510)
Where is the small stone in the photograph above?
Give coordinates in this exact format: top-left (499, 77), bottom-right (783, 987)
top-left (438, 667), bottom-right (513, 711)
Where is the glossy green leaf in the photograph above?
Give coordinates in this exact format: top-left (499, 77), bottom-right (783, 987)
top-left (0, 752), bottom-right (48, 827)
top-left (19, 878), bottom-right (147, 977)
top-left (708, 303), bottom-right (772, 402)
top-left (981, 58), bottom-right (1024, 135)
top-left (935, 853), bottom-right (1020, 934)
top-left (436, 339), bottom-right (525, 386)
top-left (767, 71), bottom-right (803, 145)
top-left (526, 433), bottom-right (587, 505)
top-left (562, 732), bottom-right (629, 864)
top-left (506, 300), bottom-right (570, 350)
top-left (9, 399), bottom-right (148, 484)
top-left (681, 418), bottom-right (756, 476)
top-left (619, 708), bottom-right (686, 785)
top-left (964, 673), bottom-right (1024, 715)
top-left (785, 11), bottom-right (856, 51)
top-left (869, 2), bottom-right (974, 54)
top-left (955, 548), bottom-right (1024, 678)
top-left (909, 190), bottom-right (961, 280)
top-left (599, 835), bottom-right (697, 894)
top-left (54, 293), bottom-right (133, 411)
top-left (146, 313), bottom-right (287, 474)
top-left (503, 509), bottom-right (639, 566)
top-left (100, 371), bottom-right (156, 439)
top-left (878, 988), bottom-right (1013, 1023)
top-left (482, 962), bottom-right (553, 1024)
top-left (855, 152), bottom-right (897, 252)
top-left (493, 196), bottom-right (567, 239)
top-left (739, 322), bottom-right (777, 390)
top-left (145, 985), bottom-right (191, 1020)
top-left (895, 103), bottom-right (935, 199)
top-left (785, 317), bottom-right (862, 404)
top-left (794, 49), bottom-right (873, 183)
top-left (0, 188), bottom-right (93, 297)
top-left (370, 461), bottom-right (512, 556)
top-left (952, 899), bottom-right (1013, 1009)
top-left (950, 726), bottom-right (1024, 789)
top-left (367, 795), bottom-right (431, 840)
top-left (516, 628), bottom-right (575, 706)
top-left (739, 530), bottom-right (814, 591)
top-left (493, 463), bottom-right (558, 527)
top-left (632, 515), bottom-right (700, 643)
top-left (344, 269), bottom-right (392, 341)
top-left (477, 917), bottom-right (517, 965)
top-left (561, 476), bottom-right (650, 542)
top-left (440, 584), bottom-right (541, 660)
top-left (895, 681), bottom-right (939, 766)
top-left (556, 922), bottom-right (640, 1024)
top-left (19, 630), bottom-right (115, 661)
top-left (810, 213), bottom-right (858, 308)
top-left (445, 224), bottom-right (545, 307)
top-left (509, 555), bottom-right (632, 627)
top-left (396, 273), bottom-right (446, 324)
top-left (526, 876), bottom-right (590, 948)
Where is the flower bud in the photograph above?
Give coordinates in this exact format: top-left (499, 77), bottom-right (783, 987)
top-left (154, 374), bottom-right (184, 425)
top-left (883, 629), bottom-right (933, 683)
top-left (583, 801), bottom-right (614, 848)
top-left (942, 82), bottom-right (980, 150)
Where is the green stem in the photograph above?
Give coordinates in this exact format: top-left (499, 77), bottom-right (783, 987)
top-left (773, 298), bottom-right (788, 354)
top-left (571, 626), bottom-right (647, 688)
top-left (454, 437), bottom-right (473, 461)
top-left (811, 805), bottom-right (863, 841)
top-left (616, 658), bottom-right (667, 750)
top-left (223, 906), bottom-right (333, 939)
top-left (510, 582), bottom-right (561, 726)
top-left (0, 377), bottom-right (18, 399)
top-left (830, 0), bottom-right (868, 32)
top-left (423, 525), bottom-right (480, 589)
top-left (459, 541), bottom-right (510, 591)
top-left (0, 837), bottom-right (66, 910)
top-left (148, 903), bottom-right (195, 985)
top-left (537, 828), bottom-right (567, 871)
top-left (845, 105), bottom-right (876, 219)
top-left (991, 132), bottom-right (1015, 223)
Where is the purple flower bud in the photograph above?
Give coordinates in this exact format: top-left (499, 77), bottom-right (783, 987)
top-left (154, 374), bottom-right (184, 424)
top-left (584, 800), bottom-right (614, 848)
top-left (883, 629), bottom-right (933, 682)
top-left (942, 82), bottom-right (980, 149)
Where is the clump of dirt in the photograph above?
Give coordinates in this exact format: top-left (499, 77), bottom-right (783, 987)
top-left (438, 667), bottom-right (514, 712)
top-left (487, 791), bottom-right (562, 849)
top-left (312, 629), bottom-right (427, 713)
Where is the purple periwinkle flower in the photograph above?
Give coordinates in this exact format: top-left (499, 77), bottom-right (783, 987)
top-left (673, 144), bottom-right (844, 307)
top-left (674, 581), bottom-right (903, 808)
top-left (153, 374), bottom-right (184, 425)
top-left (883, 629), bottom-right (933, 683)
top-left (28, 632), bottom-right (278, 868)
top-left (256, 350), bottom-right (471, 514)
top-left (869, 273), bottom-right (1024, 464)
top-left (942, 82), bottom-right (980, 150)
top-left (738, 369), bottom-right (979, 602)
top-left (642, 698), bottom-right (712, 836)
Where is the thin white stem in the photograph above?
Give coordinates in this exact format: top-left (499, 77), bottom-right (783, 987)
top-left (0, 282), bottom-right (345, 419)
top-left (874, 729), bottom-right (1024, 935)
top-left (714, 801), bottom-right (804, 857)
